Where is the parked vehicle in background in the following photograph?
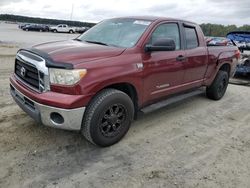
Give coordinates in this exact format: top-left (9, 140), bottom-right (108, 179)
top-left (227, 31), bottom-right (250, 75)
top-left (205, 36), bottom-right (233, 46)
top-left (236, 54), bottom-right (250, 76)
top-left (227, 31), bottom-right (250, 52)
top-left (18, 23), bottom-right (31, 29)
top-left (22, 24), bottom-right (49, 32)
top-left (10, 16), bottom-right (240, 147)
top-left (75, 27), bottom-right (90, 34)
top-left (49, 24), bottom-right (75, 33)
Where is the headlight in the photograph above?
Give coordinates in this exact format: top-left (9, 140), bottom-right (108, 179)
top-left (49, 68), bottom-right (87, 85)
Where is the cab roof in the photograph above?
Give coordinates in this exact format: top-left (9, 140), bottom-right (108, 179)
top-left (112, 16), bottom-right (197, 25)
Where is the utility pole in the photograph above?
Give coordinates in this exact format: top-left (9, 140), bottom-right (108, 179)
top-left (70, 4), bottom-right (74, 21)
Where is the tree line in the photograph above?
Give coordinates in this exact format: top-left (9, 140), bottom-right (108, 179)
top-left (200, 23), bottom-right (250, 37)
top-left (1, 14), bottom-right (250, 36)
top-left (0, 14), bottom-right (96, 27)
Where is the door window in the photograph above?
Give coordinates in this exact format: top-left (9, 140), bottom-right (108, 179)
top-left (184, 27), bottom-right (199, 49)
top-left (150, 23), bottom-right (181, 50)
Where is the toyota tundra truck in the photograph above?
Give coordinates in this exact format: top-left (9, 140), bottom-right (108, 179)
top-left (10, 16), bottom-right (240, 147)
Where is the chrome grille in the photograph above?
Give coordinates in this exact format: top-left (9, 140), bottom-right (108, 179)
top-left (15, 59), bottom-right (40, 89)
top-left (15, 50), bottom-right (50, 92)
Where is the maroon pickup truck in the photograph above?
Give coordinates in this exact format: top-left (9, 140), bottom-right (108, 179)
top-left (10, 16), bottom-right (240, 146)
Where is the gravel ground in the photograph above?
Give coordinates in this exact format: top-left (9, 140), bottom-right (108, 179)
top-left (0, 22), bottom-right (79, 47)
top-left (0, 23), bottom-right (250, 188)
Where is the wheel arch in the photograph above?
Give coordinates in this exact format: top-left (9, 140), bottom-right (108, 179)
top-left (103, 82), bottom-right (139, 118)
top-left (219, 63), bottom-right (231, 76)
top-left (204, 61), bottom-right (232, 86)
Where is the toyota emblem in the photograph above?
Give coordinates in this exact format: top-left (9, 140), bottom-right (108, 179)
top-left (20, 67), bottom-right (26, 77)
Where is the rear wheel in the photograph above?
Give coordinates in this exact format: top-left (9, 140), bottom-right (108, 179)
top-left (69, 30), bottom-right (73, 33)
top-left (206, 70), bottom-right (229, 100)
top-left (81, 89), bottom-right (134, 147)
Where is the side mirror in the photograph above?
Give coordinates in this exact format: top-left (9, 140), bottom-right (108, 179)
top-left (145, 38), bottom-right (176, 52)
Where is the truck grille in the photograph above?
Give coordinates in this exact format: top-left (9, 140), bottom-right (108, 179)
top-left (14, 50), bottom-right (50, 92)
top-left (15, 59), bottom-right (40, 90)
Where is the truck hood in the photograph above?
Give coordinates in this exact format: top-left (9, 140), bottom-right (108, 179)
top-left (32, 40), bottom-right (126, 65)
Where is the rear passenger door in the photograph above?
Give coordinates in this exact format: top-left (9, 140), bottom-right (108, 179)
top-left (182, 24), bottom-right (208, 87)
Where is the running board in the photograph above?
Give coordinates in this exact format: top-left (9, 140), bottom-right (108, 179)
top-left (141, 89), bottom-right (205, 114)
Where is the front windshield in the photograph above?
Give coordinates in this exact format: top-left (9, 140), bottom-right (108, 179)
top-left (78, 18), bottom-right (152, 48)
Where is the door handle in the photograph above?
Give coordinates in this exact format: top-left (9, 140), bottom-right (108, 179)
top-left (176, 55), bottom-right (187, 62)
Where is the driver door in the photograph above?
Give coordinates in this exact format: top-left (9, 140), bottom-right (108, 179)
top-left (142, 22), bottom-right (186, 103)
top-left (57, 25), bottom-right (63, 32)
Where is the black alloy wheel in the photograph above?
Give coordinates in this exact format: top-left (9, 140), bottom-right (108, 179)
top-left (81, 89), bottom-right (134, 147)
top-left (206, 70), bottom-right (229, 100)
top-left (99, 104), bottom-right (126, 138)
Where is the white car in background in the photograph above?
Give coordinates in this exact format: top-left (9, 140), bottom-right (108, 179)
top-left (50, 24), bottom-right (75, 33)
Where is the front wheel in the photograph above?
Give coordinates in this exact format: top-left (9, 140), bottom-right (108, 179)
top-left (206, 70), bottom-right (229, 100)
top-left (81, 89), bottom-right (134, 147)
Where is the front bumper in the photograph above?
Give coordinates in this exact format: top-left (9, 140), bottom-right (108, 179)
top-left (10, 84), bottom-right (85, 131)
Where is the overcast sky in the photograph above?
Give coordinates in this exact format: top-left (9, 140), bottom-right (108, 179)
top-left (0, 0), bottom-right (249, 26)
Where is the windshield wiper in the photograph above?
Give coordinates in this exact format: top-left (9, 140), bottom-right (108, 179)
top-left (85, 40), bottom-right (109, 46)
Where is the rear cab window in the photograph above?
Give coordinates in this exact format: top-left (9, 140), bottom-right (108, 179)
top-left (184, 26), bottom-right (199, 49)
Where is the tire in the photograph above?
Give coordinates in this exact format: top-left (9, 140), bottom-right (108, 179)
top-left (25, 29), bottom-right (28, 31)
top-left (206, 70), bottom-right (229, 100)
top-left (81, 89), bottom-right (134, 147)
top-left (53, 29), bottom-right (57, 33)
top-left (69, 30), bottom-right (73, 34)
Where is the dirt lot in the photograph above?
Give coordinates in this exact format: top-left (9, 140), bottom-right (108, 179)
top-left (1, 23), bottom-right (250, 188)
